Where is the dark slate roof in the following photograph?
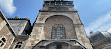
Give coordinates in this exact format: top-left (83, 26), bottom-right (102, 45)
top-left (89, 31), bottom-right (111, 43)
top-left (8, 17), bottom-right (31, 35)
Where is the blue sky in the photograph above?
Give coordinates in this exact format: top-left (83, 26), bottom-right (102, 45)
top-left (0, 0), bottom-right (111, 35)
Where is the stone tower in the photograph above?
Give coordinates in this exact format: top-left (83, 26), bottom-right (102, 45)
top-left (25, 0), bottom-right (93, 49)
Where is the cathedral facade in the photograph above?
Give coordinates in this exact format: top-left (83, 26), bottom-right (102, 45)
top-left (0, 0), bottom-right (111, 49)
top-left (24, 0), bottom-right (93, 49)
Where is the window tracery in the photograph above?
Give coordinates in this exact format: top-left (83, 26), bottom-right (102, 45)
top-left (51, 24), bottom-right (66, 39)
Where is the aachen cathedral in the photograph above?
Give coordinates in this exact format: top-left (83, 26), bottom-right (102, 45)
top-left (0, 0), bottom-right (111, 49)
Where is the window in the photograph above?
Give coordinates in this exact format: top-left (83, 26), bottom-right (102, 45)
top-left (15, 42), bottom-right (22, 48)
top-left (51, 24), bottom-right (66, 39)
top-left (2, 38), bottom-right (6, 42)
top-left (0, 38), bottom-right (6, 47)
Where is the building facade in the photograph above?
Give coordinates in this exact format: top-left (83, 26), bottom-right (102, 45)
top-left (89, 31), bottom-right (111, 49)
top-left (0, 9), bottom-right (32, 49)
top-left (8, 17), bottom-right (32, 49)
top-left (25, 0), bottom-right (93, 49)
top-left (0, 10), bottom-right (15, 49)
top-left (0, 0), bottom-right (111, 49)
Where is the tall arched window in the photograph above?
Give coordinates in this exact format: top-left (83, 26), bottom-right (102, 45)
top-left (51, 24), bottom-right (66, 39)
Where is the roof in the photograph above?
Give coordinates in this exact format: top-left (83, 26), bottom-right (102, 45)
top-left (8, 17), bottom-right (30, 20)
top-left (8, 17), bottom-right (32, 35)
top-left (89, 31), bottom-right (111, 43)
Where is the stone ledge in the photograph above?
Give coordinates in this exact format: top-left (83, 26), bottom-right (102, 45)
top-left (32, 39), bottom-right (86, 49)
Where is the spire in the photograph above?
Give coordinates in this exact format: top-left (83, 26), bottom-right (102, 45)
top-left (15, 16), bottom-right (19, 18)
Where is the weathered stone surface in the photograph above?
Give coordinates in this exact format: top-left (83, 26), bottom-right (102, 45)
top-left (2, 0), bottom-right (108, 48)
top-left (7, 18), bottom-right (32, 49)
top-left (44, 15), bottom-right (76, 39)
top-left (0, 17), bottom-right (3, 23)
top-left (26, 1), bottom-right (93, 49)
top-left (0, 26), bottom-right (15, 49)
top-left (0, 11), bottom-right (15, 49)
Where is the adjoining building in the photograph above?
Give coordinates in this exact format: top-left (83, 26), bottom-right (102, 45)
top-left (0, 9), bottom-right (15, 49)
top-left (0, 9), bottom-right (32, 49)
top-left (8, 17), bottom-right (32, 49)
top-left (89, 31), bottom-right (111, 49)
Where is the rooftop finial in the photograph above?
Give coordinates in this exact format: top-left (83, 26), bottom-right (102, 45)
top-left (44, 0), bottom-right (67, 1)
top-left (15, 16), bottom-right (19, 18)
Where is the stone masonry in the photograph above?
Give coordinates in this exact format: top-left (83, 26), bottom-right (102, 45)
top-left (0, 10), bottom-right (15, 49)
top-left (25, 0), bottom-right (93, 49)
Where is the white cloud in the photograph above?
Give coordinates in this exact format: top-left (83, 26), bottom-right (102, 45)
top-left (0, 0), bottom-right (16, 15)
top-left (85, 11), bottom-right (111, 35)
top-left (108, 28), bottom-right (111, 33)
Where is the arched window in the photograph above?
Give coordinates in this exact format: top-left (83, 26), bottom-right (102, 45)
top-left (15, 42), bottom-right (22, 48)
top-left (51, 24), bottom-right (66, 39)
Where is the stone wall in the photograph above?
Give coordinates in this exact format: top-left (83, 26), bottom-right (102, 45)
top-left (0, 12), bottom-right (15, 49)
top-left (0, 17), bottom-right (3, 23)
top-left (9, 36), bottom-right (29, 49)
top-left (44, 15), bottom-right (77, 39)
top-left (25, 1), bottom-right (93, 49)
top-left (26, 11), bottom-right (93, 49)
